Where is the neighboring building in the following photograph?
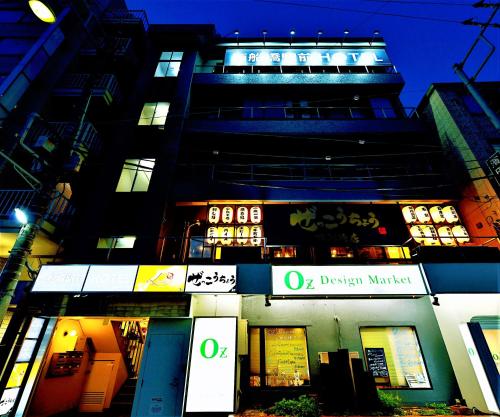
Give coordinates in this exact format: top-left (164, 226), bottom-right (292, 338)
top-left (418, 83), bottom-right (500, 414)
top-left (0, 3), bottom-right (499, 416)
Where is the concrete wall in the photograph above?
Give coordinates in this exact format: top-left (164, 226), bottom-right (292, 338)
top-left (242, 296), bottom-right (458, 405)
top-left (431, 294), bottom-right (500, 413)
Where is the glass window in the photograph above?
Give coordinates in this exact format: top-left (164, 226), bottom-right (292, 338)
top-left (138, 102), bottom-right (170, 126)
top-left (360, 327), bottom-right (431, 389)
top-left (271, 246), bottom-right (296, 258)
top-left (155, 51), bottom-right (183, 77)
top-left (116, 158), bottom-right (155, 192)
top-left (97, 236), bottom-right (136, 249)
top-left (330, 247), bottom-right (354, 258)
top-left (249, 327), bottom-right (311, 388)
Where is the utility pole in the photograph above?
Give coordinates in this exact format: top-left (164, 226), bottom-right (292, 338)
top-left (455, 3), bottom-right (500, 130)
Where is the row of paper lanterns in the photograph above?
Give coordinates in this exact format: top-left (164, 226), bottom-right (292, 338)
top-left (208, 206), bottom-right (262, 224)
top-left (410, 225), bottom-right (470, 246)
top-left (206, 225), bottom-right (263, 245)
top-left (402, 205), bottom-right (460, 224)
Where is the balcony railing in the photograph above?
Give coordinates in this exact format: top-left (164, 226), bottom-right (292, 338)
top-left (0, 189), bottom-right (75, 231)
top-left (195, 64), bottom-right (399, 75)
top-left (27, 120), bottom-right (101, 158)
top-left (189, 105), bottom-right (418, 120)
top-left (53, 73), bottom-right (121, 105)
top-left (102, 9), bottom-right (149, 31)
top-left (80, 37), bottom-right (133, 57)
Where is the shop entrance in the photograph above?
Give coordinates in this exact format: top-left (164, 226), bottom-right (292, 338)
top-left (26, 317), bottom-right (149, 417)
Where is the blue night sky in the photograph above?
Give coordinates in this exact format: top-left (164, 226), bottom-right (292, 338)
top-left (125, 0), bottom-right (500, 108)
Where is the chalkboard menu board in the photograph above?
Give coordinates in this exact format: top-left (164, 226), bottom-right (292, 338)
top-left (365, 348), bottom-right (389, 378)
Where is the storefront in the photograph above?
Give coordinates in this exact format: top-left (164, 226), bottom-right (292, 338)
top-left (423, 263), bottom-right (500, 414)
top-left (0, 264), bottom-right (242, 417)
top-left (240, 264), bottom-right (459, 406)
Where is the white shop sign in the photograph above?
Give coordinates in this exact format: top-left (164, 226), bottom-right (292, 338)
top-left (272, 265), bottom-right (427, 296)
top-left (185, 265), bottom-right (237, 293)
top-left (185, 317), bottom-right (237, 413)
top-left (32, 265), bottom-right (89, 292)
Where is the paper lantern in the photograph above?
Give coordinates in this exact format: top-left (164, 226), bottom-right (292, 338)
top-left (250, 206), bottom-right (262, 224)
top-left (415, 206), bottom-right (431, 223)
top-left (429, 206), bottom-right (446, 223)
top-left (206, 226), bottom-right (218, 244)
top-left (237, 206), bottom-right (248, 224)
top-left (438, 226), bottom-right (456, 246)
top-left (402, 206), bottom-right (417, 224)
top-left (452, 225), bottom-right (470, 243)
top-left (208, 206), bottom-right (220, 224)
top-left (222, 206), bottom-right (234, 224)
top-left (219, 226), bottom-right (234, 245)
top-left (236, 225), bottom-right (249, 245)
top-left (443, 206), bottom-right (459, 223)
top-left (422, 225), bottom-right (440, 246)
top-left (250, 225), bottom-right (262, 246)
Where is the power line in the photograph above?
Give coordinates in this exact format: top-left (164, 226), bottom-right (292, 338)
top-left (361, 0), bottom-right (474, 6)
top-left (252, 0), bottom-right (468, 24)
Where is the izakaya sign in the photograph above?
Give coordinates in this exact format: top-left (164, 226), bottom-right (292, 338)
top-left (272, 265), bottom-right (427, 296)
top-left (224, 48), bottom-right (391, 66)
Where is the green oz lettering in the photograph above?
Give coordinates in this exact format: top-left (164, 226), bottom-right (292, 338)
top-left (200, 338), bottom-right (219, 359)
top-left (284, 270), bottom-right (304, 291)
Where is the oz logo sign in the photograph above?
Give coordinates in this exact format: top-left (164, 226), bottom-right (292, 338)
top-left (283, 270), bottom-right (314, 291)
top-left (200, 338), bottom-right (228, 359)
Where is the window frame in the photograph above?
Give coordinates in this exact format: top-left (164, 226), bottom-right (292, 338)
top-left (248, 326), bottom-right (311, 389)
top-left (115, 158), bottom-right (155, 192)
top-left (154, 51), bottom-right (184, 77)
top-left (96, 236), bottom-right (137, 249)
top-left (138, 102), bottom-right (170, 126)
top-left (359, 325), bottom-right (432, 390)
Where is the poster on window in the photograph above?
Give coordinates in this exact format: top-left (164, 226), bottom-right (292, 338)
top-left (264, 328), bottom-right (311, 387)
top-left (185, 265), bottom-right (237, 293)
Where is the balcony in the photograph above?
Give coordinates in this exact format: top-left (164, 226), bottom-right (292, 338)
top-left (80, 37), bottom-right (134, 57)
top-left (186, 105), bottom-right (426, 136)
top-left (101, 10), bottom-right (149, 32)
top-left (0, 189), bottom-right (75, 233)
top-left (53, 73), bottom-right (121, 106)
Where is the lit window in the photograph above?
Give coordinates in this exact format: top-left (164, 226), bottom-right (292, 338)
top-left (155, 51), bottom-right (184, 77)
top-left (360, 327), bottom-right (431, 389)
top-left (271, 246), bottom-right (296, 258)
top-left (116, 159), bottom-right (155, 192)
top-left (138, 102), bottom-right (170, 126)
top-left (385, 247), bottom-right (410, 259)
top-left (249, 327), bottom-right (311, 388)
top-left (330, 247), bottom-right (354, 258)
top-left (97, 236), bottom-right (136, 249)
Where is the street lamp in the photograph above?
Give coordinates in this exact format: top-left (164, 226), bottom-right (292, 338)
top-left (14, 208), bottom-right (29, 225)
top-left (28, 0), bottom-right (57, 23)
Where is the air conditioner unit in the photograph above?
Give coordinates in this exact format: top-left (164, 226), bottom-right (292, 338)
top-left (33, 135), bottom-right (56, 153)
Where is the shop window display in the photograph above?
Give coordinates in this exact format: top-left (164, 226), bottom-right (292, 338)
top-left (249, 327), bottom-right (311, 388)
top-left (360, 326), bottom-right (431, 389)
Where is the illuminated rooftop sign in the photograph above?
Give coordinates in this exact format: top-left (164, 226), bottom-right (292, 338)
top-left (224, 48), bottom-right (390, 66)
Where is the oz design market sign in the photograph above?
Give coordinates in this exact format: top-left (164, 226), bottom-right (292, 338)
top-left (272, 265), bottom-right (427, 296)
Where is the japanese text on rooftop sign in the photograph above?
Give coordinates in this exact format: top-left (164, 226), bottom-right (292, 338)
top-left (224, 49), bottom-right (391, 66)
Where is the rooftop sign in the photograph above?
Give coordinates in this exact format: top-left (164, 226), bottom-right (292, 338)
top-left (224, 48), bottom-right (390, 66)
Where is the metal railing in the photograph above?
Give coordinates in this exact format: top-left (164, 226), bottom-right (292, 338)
top-left (102, 9), bottom-right (149, 31)
top-left (189, 105), bottom-right (418, 120)
top-left (53, 73), bottom-right (120, 100)
top-left (0, 189), bottom-right (75, 231)
top-left (195, 63), bottom-right (399, 75)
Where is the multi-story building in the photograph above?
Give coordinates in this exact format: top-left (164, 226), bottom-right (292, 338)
top-left (0, 2), bottom-right (498, 416)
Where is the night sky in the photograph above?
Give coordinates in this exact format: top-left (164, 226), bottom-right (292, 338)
top-left (125, 0), bottom-right (499, 108)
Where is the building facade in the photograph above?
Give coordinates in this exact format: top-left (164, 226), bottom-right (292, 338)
top-left (0, 3), bottom-right (499, 416)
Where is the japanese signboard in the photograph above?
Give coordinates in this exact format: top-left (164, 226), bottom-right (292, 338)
top-left (185, 317), bottom-right (237, 413)
top-left (83, 265), bottom-right (138, 292)
top-left (263, 204), bottom-right (407, 246)
top-left (486, 152), bottom-right (500, 186)
top-left (134, 265), bottom-right (186, 292)
top-left (272, 265), bottom-right (427, 296)
top-left (224, 48), bottom-right (391, 66)
top-left (185, 265), bottom-right (237, 293)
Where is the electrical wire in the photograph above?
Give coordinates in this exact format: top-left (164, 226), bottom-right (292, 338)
top-left (252, 0), bottom-right (468, 24)
top-left (360, 0), bottom-right (474, 6)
